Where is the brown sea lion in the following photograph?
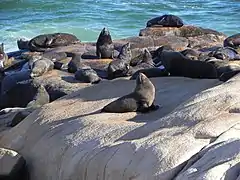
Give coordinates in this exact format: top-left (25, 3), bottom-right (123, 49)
top-left (67, 53), bottom-right (82, 73)
top-left (75, 66), bottom-right (101, 84)
top-left (101, 73), bottom-right (159, 113)
top-left (96, 27), bottom-right (114, 59)
top-left (107, 43), bottom-right (132, 79)
top-left (127, 48), bottom-right (155, 76)
top-left (27, 33), bottom-right (80, 52)
top-left (146, 14), bottom-right (184, 28)
top-left (223, 33), bottom-right (240, 49)
top-left (157, 47), bottom-right (218, 79)
top-left (30, 57), bottom-right (54, 78)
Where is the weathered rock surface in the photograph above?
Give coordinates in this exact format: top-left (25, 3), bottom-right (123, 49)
top-left (0, 147), bottom-right (27, 179)
top-left (4, 74), bottom-right (240, 179)
top-left (139, 25), bottom-right (227, 49)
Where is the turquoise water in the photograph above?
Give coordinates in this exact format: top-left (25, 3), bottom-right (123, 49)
top-left (1, 0), bottom-right (239, 53)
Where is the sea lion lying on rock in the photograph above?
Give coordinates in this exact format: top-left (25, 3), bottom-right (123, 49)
top-left (25, 33), bottom-right (80, 52)
top-left (75, 66), bottom-right (101, 84)
top-left (146, 14), bottom-right (184, 28)
top-left (127, 48), bottom-right (155, 76)
top-left (224, 33), bottom-right (240, 49)
top-left (206, 59), bottom-right (240, 77)
top-left (30, 56), bottom-right (54, 78)
top-left (96, 27), bottom-right (114, 59)
top-left (219, 70), bottom-right (240, 82)
top-left (208, 47), bottom-right (240, 60)
top-left (107, 42), bottom-right (132, 79)
top-left (180, 48), bottom-right (203, 61)
top-left (157, 47), bottom-right (218, 79)
top-left (101, 73), bottom-right (159, 113)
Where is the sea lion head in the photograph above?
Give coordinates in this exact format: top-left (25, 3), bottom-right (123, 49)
top-left (118, 43), bottom-right (132, 61)
top-left (101, 27), bottom-right (110, 36)
top-left (142, 48), bottom-right (154, 65)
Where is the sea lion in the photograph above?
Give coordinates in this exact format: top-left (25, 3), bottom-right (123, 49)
top-left (17, 38), bottom-right (29, 50)
top-left (30, 57), bottom-right (54, 78)
top-left (152, 45), bottom-right (175, 66)
top-left (208, 47), bottom-right (240, 61)
top-left (180, 48), bottom-right (203, 61)
top-left (157, 47), bottom-right (218, 79)
top-left (130, 68), bottom-right (169, 80)
top-left (127, 48), bottom-right (155, 76)
top-left (107, 43), bottom-right (132, 79)
top-left (223, 33), bottom-right (240, 49)
top-left (219, 70), bottom-right (240, 82)
top-left (28, 33), bottom-right (80, 52)
top-left (146, 14), bottom-right (184, 28)
top-left (67, 53), bottom-right (82, 73)
top-left (75, 66), bottom-right (101, 84)
top-left (207, 59), bottom-right (240, 77)
top-left (101, 73), bottom-right (159, 113)
top-left (96, 27), bottom-right (114, 59)
top-left (0, 43), bottom-right (8, 71)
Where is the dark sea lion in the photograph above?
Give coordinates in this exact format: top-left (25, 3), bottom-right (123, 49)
top-left (146, 14), bottom-right (184, 28)
top-left (28, 33), bottom-right (80, 52)
top-left (107, 43), bottom-right (132, 79)
top-left (130, 68), bottom-right (169, 80)
top-left (75, 66), bottom-right (101, 84)
top-left (30, 57), bottom-right (54, 78)
top-left (67, 53), bottom-right (82, 73)
top-left (96, 27), bottom-right (114, 59)
top-left (208, 47), bottom-right (240, 60)
top-left (219, 70), bottom-right (240, 82)
top-left (127, 48), bottom-right (155, 76)
top-left (152, 45), bottom-right (175, 65)
top-left (223, 33), bottom-right (240, 49)
top-left (207, 59), bottom-right (240, 77)
top-left (17, 38), bottom-right (29, 50)
top-left (101, 73), bottom-right (159, 113)
top-left (157, 47), bottom-right (218, 79)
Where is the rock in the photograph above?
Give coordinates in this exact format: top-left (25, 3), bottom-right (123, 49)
top-left (0, 75), bottom-right (228, 180)
top-left (0, 148), bottom-right (27, 179)
top-left (139, 25), bottom-right (226, 38)
top-left (139, 25), bottom-right (227, 49)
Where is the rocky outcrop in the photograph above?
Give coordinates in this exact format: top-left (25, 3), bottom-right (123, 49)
top-left (4, 74), bottom-right (240, 179)
top-left (139, 25), bottom-right (227, 49)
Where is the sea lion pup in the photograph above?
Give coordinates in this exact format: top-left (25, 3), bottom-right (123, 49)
top-left (75, 66), bottom-right (101, 84)
top-left (127, 48), bottom-right (155, 76)
top-left (224, 33), bottom-right (240, 49)
top-left (101, 73), bottom-right (159, 113)
top-left (219, 70), bottom-right (240, 82)
top-left (30, 56), bottom-right (54, 78)
top-left (0, 43), bottom-right (8, 71)
top-left (67, 53), bottom-right (82, 73)
top-left (107, 42), bottom-right (132, 79)
top-left (130, 68), bottom-right (169, 80)
top-left (28, 33), bottom-right (80, 52)
top-left (96, 27), bottom-right (114, 59)
top-left (208, 47), bottom-right (240, 61)
top-left (157, 47), bottom-right (218, 79)
top-left (146, 14), bottom-right (184, 28)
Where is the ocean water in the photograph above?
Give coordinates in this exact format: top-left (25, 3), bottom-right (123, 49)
top-left (0, 0), bottom-right (239, 53)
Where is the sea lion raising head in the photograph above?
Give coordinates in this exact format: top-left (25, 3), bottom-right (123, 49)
top-left (96, 27), bottom-right (114, 59)
top-left (101, 73), bottom-right (159, 113)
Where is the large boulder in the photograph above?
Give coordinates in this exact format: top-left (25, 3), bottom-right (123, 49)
top-left (0, 74), bottom-right (240, 180)
top-left (139, 25), bottom-right (227, 49)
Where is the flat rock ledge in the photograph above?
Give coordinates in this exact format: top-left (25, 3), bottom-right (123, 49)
top-left (0, 74), bottom-right (240, 180)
